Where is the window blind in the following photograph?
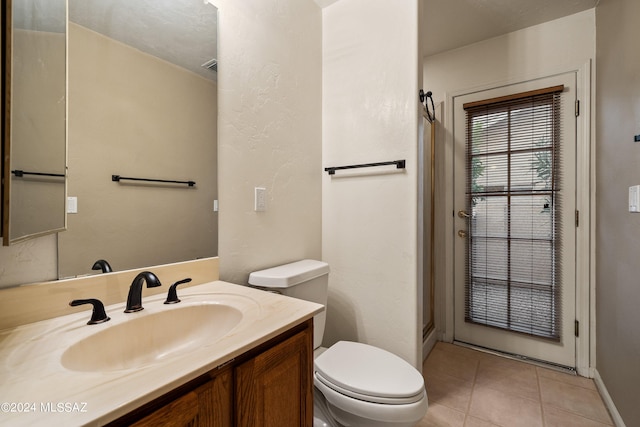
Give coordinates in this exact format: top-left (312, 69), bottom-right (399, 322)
top-left (463, 85), bottom-right (564, 340)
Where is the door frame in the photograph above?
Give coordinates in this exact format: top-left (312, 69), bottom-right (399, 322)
top-left (437, 62), bottom-right (594, 377)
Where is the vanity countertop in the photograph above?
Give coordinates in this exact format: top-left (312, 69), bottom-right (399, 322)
top-left (0, 281), bottom-right (323, 426)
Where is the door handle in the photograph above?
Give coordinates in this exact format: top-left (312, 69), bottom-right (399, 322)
top-left (458, 230), bottom-right (467, 238)
top-left (458, 210), bottom-right (470, 219)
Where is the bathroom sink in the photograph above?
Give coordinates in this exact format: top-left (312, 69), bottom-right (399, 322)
top-left (61, 303), bottom-right (243, 372)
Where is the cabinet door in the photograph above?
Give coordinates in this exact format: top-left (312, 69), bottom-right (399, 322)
top-left (196, 367), bottom-right (233, 426)
top-left (129, 367), bottom-right (232, 427)
top-left (235, 326), bottom-right (313, 427)
top-left (130, 391), bottom-right (199, 427)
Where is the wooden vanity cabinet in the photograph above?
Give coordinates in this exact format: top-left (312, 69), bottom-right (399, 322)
top-left (108, 319), bottom-right (313, 427)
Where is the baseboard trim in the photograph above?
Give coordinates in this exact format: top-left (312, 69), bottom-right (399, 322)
top-left (422, 328), bottom-right (438, 362)
top-left (593, 369), bottom-right (626, 427)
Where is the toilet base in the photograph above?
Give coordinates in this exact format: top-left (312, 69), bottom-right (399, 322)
top-left (314, 386), bottom-right (426, 427)
top-left (314, 387), bottom-right (339, 427)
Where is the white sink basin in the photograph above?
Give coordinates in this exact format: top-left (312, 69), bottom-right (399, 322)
top-left (61, 303), bottom-right (242, 372)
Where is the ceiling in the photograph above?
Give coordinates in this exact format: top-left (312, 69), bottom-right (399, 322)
top-left (68, 0), bottom-right (218, 81)
top-left (62, 0), bottom-right (598, 81)
top-left (422, 0), bottom-right (600, 57)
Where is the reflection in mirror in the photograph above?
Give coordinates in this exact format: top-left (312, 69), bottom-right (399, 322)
top-left (57, 0), bottom-right (218, 278)
top-left (2, 0), bottom-right (67, 245)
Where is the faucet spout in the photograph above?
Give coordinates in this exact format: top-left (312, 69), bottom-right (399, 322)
top-left (91, 259), bottom-right (113, 273)
top-left (125, 271), bottom-right (162, 313)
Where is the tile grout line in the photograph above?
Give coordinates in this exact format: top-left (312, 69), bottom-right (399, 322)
top-left (462, 355), bottom-right (481, 426)
top-left (537, 366), bottom-right (548, 427)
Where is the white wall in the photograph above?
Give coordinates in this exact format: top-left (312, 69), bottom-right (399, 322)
top-left (215, 0), bottom-right (323, 283)
top-left (322, 0), bottom-right (422, 368)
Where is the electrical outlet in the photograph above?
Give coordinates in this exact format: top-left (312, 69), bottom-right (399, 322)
top-left (255, 187), bottom-right (266, 212)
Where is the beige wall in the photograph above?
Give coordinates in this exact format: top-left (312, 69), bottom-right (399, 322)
top-left (596, 0), bottom-right (640, 424)
top-left (216, 0), bottom-right (323, 284)
top-left (58, 23), bottom-right (217, 278)
top-left (322, 0), bottom-right (422, 368)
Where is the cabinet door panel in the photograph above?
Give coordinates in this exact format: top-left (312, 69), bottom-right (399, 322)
top-left (196, 368), bottom-right (233, 426)
top-left (130, 391), bottom-right (198, 427)
top-left (236, 327), bottom-right (313, 427)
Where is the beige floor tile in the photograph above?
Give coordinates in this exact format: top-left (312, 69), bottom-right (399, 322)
top-left (463, 416), bottom-right (500, 427)
top-left (468, 383), bottom-right (543, 427)
top-left (435, 342), bottom-right (486, 360)
top-left (539, 376), bottom-right (613, 424)
top-left (425, 347), bottom-right (479, 383)
top-left (416, 402), bottom-right (466, 427)
top-left (424, 369), bottom-right (474, 412)
top-left (475, 355), bottom-right (540, 401)
top-left (536, 366), bottom-right (597, 390)
top-left (543, 405), bottom-right (613, 426)
top-left (418, 344), bottom-right (612, 427)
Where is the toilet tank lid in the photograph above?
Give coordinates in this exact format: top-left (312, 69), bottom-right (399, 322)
top-left (248, 259), bottom-right (330, 288)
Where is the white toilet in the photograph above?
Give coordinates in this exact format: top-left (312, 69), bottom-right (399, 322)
top-left (248, 259), bottom-right (428, 427)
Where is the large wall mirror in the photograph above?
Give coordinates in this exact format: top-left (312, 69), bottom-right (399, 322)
top-left (2, 0), bottom-right (218, 280)
top-left (2, 0), bottom-right (67, 245)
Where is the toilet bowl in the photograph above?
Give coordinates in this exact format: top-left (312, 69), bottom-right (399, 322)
top-left (248, 260), bottom-right (428, 427)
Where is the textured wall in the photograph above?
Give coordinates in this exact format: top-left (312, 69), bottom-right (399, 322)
top-left (216, 0), bottom-right (323, 283)
top-left (595, 0), bottom-right (640, 424)
top-left (322, 0), bottom-right (422, 368)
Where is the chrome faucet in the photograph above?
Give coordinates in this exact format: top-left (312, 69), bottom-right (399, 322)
top-left (125, 271), bottom-right (162, 313)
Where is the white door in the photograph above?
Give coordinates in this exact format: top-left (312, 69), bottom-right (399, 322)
top-left (453, 73), bottom-right (577, 367)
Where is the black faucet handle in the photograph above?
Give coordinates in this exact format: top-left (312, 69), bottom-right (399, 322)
top-left (164, 278), bottom-right (192, 304)
top-left (69, 299), bottom-right (111, 325)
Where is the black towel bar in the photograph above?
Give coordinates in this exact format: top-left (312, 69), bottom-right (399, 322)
top-left (112, 175), bottom-right (195, 187)
top-left (11, 169), bottom-right (65, 178)
top-left (324, 160), bottom-right (406, 175)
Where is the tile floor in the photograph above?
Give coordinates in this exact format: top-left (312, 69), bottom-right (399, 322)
top-left (419, 342), bottom-right (613, 427)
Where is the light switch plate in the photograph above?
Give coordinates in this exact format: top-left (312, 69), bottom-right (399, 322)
top-left (255, 187), bottom-right (266, 212)
top-left (67, 196), bottom-right (78, 214)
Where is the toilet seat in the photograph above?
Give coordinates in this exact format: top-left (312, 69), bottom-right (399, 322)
top-left (314, 341), bottom-right (425, 405)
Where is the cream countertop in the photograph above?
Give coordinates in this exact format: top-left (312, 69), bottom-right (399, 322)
top-left (0, 281), bottom-right (323, 426)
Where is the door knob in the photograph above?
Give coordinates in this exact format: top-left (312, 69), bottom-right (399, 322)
top-left (458, 230), bottom-right (467, 238)
top-left (458, 210), bottom-right (470, 219)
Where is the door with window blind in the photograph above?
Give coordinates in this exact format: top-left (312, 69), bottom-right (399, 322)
top-left (453, 74), bottom-right (577, 367)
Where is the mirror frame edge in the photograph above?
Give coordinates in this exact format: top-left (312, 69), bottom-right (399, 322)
top-left (2, 0), bottom-right (12, 246)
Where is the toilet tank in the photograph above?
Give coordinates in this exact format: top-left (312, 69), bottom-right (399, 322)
top-left (248, 259), bottom-right (329, 349)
